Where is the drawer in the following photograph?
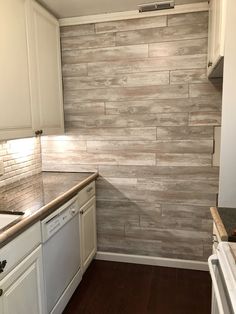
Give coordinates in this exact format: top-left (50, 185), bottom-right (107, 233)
top-left (0, 222), bottom-right (41, 280)
top-left (77, 181), bottom-right (95, 207)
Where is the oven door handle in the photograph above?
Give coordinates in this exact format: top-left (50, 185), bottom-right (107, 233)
top-left (208, 255), bottom-right (225, 314)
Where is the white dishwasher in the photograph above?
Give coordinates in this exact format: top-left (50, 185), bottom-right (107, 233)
top-left (41, 195), bottom-right (82, 314)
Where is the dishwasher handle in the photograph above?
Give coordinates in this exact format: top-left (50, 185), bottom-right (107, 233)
top-left (208, 255), bottom-right (225, 314)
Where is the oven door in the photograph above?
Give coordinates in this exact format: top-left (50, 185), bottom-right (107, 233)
top-left (208, 255), bottom-right (234, 314)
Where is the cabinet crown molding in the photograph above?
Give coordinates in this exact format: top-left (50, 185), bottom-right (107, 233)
top-left (59, 2), bottom-right (209, 26)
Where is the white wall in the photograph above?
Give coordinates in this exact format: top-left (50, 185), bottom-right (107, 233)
top-left (219, 0), bottom-right (236, 207)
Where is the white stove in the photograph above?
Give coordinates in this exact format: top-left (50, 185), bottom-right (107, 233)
top-left (208, 242), bottom-right (236, 314)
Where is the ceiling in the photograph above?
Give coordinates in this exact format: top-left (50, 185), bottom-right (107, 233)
top-left (38, 0), bottom-right (207, 19)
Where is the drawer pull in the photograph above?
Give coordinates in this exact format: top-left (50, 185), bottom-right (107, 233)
top-left (0, 260), bottom-right (7, 273)
top-left (86, 187), bottom-right (93, 193)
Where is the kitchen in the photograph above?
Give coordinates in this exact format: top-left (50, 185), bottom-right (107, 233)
top-left (0, 0), bottom-right (235, 313)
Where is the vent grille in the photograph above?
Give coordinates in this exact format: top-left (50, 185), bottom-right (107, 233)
top-left (138, 1), bottom-right (175, 12)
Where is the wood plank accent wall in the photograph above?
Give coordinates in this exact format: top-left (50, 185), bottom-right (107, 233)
top-left (42, 11), bottom-right (222, 261)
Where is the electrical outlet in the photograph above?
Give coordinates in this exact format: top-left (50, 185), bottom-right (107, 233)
top-left (0, 160), bottom-right (4, 176)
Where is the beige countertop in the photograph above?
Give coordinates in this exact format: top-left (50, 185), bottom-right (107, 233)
top-left (0, 171), bottom-right (99, 248)
top-left (210, 206), bottom-right (236, 242)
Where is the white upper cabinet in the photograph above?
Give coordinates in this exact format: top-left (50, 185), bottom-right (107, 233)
top-left (0, 0), bottom-right (64, 141)
top-left (207, 0), bottom-right (228, 77)
top-left (30, 1), bottom-right (64, 136)
top-left (0, 0), bottom-right (35, 140)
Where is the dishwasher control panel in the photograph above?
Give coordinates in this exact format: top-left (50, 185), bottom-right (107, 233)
top-left (41, 195), bottom-right (79, 242)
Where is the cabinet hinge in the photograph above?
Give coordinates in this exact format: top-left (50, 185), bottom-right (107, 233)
top-left (216, 193), bottom-right (219, 207)
top-left (213, 139), bottom-right (216, 154)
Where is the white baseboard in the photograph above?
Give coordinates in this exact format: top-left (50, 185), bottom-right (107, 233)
top-left (96, 251), bottom-right (209, 271)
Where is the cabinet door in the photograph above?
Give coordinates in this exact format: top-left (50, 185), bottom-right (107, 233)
top-left (30, 1), bottom-right (64, 135)
top-left (212, 0), bottom-right (227, 65)
top-left (208, 0), bottom-right (227, 76)
top-left (80, 197), bottom-right (97, 273)
top-left (0, 246), bottom-right (44, 314)
top-left (0, 0), bottom-right (35, 140)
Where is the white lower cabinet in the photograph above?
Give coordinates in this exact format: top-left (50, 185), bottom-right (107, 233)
top-left (0, 245), bottom-right (44, 314)
top-left (0, 182), bottom-right (97, 313)
top-left (80, 196), bottom-right (97, 273)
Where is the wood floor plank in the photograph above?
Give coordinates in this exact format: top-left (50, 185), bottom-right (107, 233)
top-left (63, 260), bottom-right (211, 314)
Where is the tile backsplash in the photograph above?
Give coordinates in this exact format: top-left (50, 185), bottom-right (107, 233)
top-left (0, 137), bottom-right (41, 187)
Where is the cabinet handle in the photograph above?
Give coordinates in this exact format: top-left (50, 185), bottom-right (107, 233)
top-left (208, 61), bottom-right (213, 67)
top-left (35, 130), bottom-right (43, 136)
top-left (0, 260), bottom-right (7, 273)
top-left (86, 187), bottom-right (93, 193)
top-left (80, 209), bottom-right (84, 215)
top-left (0, 289), bottom-right (3, 297)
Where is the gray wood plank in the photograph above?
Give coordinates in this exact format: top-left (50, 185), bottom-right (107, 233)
top-left (60, 24), bottom-right (95, 37)
top-left (162, 203), bottom-right (211, 219)
top-left (97, 181), bottom-right (216, 206)
top-left (64, 127), bottom-right (157, 140)
top-left (124, 225), bottom-right (210, 243)
top-left (156, 153), bottom-right (212, 166)
top-left (137, 178), bottom-right (218, 193)
top-left (97, 236), bottom-right (163, 257)
top-left (105, 97), bottom-right (221, 115)
top-left (41, 140), bottom-right (87, 152)
top-left (64, 85), bottom-right (189, 103)
top-left (96, 199), bottom-right (161, 216)
top-left (63, 71), bottom-right (169, 90)
top-left (98, 165), bottom-right (219, 181)
top-left (97, 223), bottom-right (125, 237)
top-left (105, 99), bottom-right (190, 114)
top-left (42, 163), bottom-right (98, 173)
top-left (116, 23), bottom-right (208, 46)
top-left (156, 126), bottom-right (214, 140)
top-left (43, 151), bottom-right (156, 166)
top-left (64, 102), bottom-right (105, 115)
top-left (62, 63), bottom-right (88, 77)
top-left (189, 82), bottom-right (223, 97)
top-left (170, 68), bottom-right (208, 84)
top-left (95, 16), bottom-right (167, 33)
top-left (149, 38), bottom-right (207, 57)
top-left (168, 11), bottom-right (208, 26)
top-left (189, 95), bottom-right (222, 112)
top-left (97, 235), bottom-right (205, 260)
top-left (86, 140), bottom-right (213, 153)
top-left (189, 112), bottom-right (221, 126)
top-left (65, 113), bottom-right (189, 128)
top-left (139, 215), bottom-right (210, 233)
top-left (62, 44), bottom-right (148, 64)
top-left (61, 33), bottom-right (115, 50)
top-left (87, 55), bottom-right (207, 76)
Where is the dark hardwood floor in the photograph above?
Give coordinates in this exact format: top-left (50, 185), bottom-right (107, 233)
top-left (63, 260), bottom-right (212, 314)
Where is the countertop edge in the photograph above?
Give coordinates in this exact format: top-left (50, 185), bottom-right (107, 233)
top-left (210, 206), bottom-right (228, 241)
top-left (0, 172), bottom-right (99, 249)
